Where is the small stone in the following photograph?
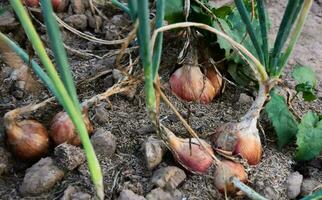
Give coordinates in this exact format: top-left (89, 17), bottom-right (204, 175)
top-left (286, 172), bottom-right (303, 199)
top-left (103, 75), bottom-right (114, 89)
top-left (94, 104), bottom-right (110, 124)
top-left (71, 192), bottom-right (91, 200)
top-left (263, 186), bottom-right (280, 200)
top-left (65, 14), bottom-right (88, 30)
top-left (239, 93), bottom-right (253, 104)
top-left (301, 178), bottom-right (320, 196)
top-left (87, 13), bottom-right (103, 32)
top-left (142, 136), bottom-right (167, 169)
top-left (146, 188), bottom-right (182, 200)
top-left (151, 166), bottom-right (186, 190)
top-left (54, 143), bottom-right (86, 171)
top-left (0, 10), bottom-right (18, 32)
top-left (91, 128), bottom-right (117, 158)
top-left (118, 189), bottom-right (146, 200)
top-left (61, 186), bottom-right (77, 200)
top-left (0, 147), bottom-right (11, 176)
top-left (70, 0), bottom-right (85, 14)
top-left (112, 69), bottom-right (123, 82)
top-left (20, 157), bottom-right (64, 195)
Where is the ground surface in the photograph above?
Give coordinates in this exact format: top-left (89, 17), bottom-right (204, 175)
top-left (0, 0), bottom-right (321, 199)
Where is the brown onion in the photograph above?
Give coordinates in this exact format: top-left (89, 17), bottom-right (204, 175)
top-left (213, 118), bottom-right (262, 165)
top-left (24, 0), bottom-right (67, 12)
top-left (214, 160), bottom-right (248, 193)
top-left (163, 126), bottom-right (213, 174)
top-left (5, 119), bottom-right (49, 160)
top-left (50, 108), bottom-right (93, 146)
top-left (169, 47), bottom-right (222, 104)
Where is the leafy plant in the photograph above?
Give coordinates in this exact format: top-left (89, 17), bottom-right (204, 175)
top-left (3, 0), bottom-right (103, 198)
top-left (292, 64), bottom-right (317, 101)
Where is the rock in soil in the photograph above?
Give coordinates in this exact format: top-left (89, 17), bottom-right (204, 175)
top-left (70, 0), bottom-right (87, 14)
top-left (64, 14), bottom-right (88, 30)
top-left (301, 178), bottom-right (320, 196)
top-left (91, 128), bottom-right (116, 158)
top-left (142, 136), bottom-right (167, 169)
top-left (145, 187), bottom-right (183, 200)
top-left (238, 93), bottom-right (253, 104)
top-left (61, 185), bottom-right (77, 200)
top-left (0, 10), bottom-right (18, 32)
top-left (0, 147), bottom-right (11, 176)
top-left (263, 186), bottom-right (280, 200)
top-left (151, 166), bottom-right (186, 190)
top-left (94, 103), bottom-right (110, 124)
top-left (286, 171), bottom-right (303, 199)
top-left (20, 157), bottom-right (64, 195)
top-left (118, 189), bottom-right (147, 200)
top-left (71, 192), bottom-right (91, 200)
top-left (54, 143), bottom-right (86, 171)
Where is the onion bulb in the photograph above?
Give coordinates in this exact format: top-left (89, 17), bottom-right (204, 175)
top-left (162, 126), bottom-right (213, 174)
top-left (170, 66), bottom-right (222, 104)
top-left (50, 108), bottom-right (93, 146)
top-left (24, 0), bottom-right (67, 12)
top-left (169, 46), bottom-right (222, 104)
top-left (213, 118), bottom-right (262, 165)
top-left (5, 119), bottom-right (49, 160)
top-left (214, 160), bottom-right (248, 193)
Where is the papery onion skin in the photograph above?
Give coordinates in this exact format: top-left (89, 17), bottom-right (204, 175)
top-left (214, 160), bottom-right (248, 193)
top-left (213, 118), bottom-right (262, 165)
top-left (170, 65), bottom-right (218, 104)
top-left (6, 120), bottom-right (49, 160)
top-left (50, 109), bottom-right (93, 146)
top-left (24, 0), bottom-right (65, 11)
top-left (164, 127), bottom-right (214, 174)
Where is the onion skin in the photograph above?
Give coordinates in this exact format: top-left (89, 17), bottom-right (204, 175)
top-left (170, 65), bottom-right (221, 104)
top-left (214, 160), bottom-right (247, 193)
top-left (213, 119), bottom-right (262, 165)
top-left (50, 109), bottom-right (93, 146)
top-left (24, 0), bottom-right (65, 11)
top-left (164, 126), bottom-right (213, 174)
top-left (6, 120), bottom-right (49, 160)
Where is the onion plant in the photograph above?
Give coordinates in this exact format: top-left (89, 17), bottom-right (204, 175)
top-left (5, 0), bottom-right (103, 199)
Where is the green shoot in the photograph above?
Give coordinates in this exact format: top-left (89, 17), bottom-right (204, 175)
top-left (41, 0), bottom-right (80, 110)
top-left (9, 0), bottom-right (103, 198)
top-left (257, 0), bottom-right (269, 70)
top-left (234, 0), bottom-right (264, 64)
top-left (111, 0), bottom-right (131, 16)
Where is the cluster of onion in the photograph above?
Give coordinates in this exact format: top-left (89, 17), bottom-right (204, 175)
top-left (4, 108), bottom-right (93, 160)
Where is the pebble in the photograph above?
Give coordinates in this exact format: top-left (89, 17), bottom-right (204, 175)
top-left (238, 93), bottom-right (253, 104)
top-left (65, 14), bottom-right (88, 30)
top-left (94, 104), bottom-right (110, 124)
top-left (91, 128), bottom-right (117, 158)
top-left (142, 136), bottom-right (167, 169)
top-left (54, 143), bottom-right (86, 171)
top-left (151, 166), bottom-right (186, 190)
top-left (71, 192), bottom-right (91, 200)
top-left (146, 187), bottom-right (182, 200)
top-left (70, 0), bottom-right (85, 14)
top-left (118, 189), bottom-right (147, 200)
top-left (20, 157), bottom-right (64, 195)
top-left (263, 186), bottom-right (280, 200)
top-left (61, 185), bottom-right (77, 200)
top-left (301, 178), bottom-right (320, 196)
top-left (286, 171), bottom-right (303, 199)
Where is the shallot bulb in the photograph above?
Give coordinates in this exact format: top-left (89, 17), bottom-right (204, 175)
top-left (50, 108), bottom-right (93, 146)
top-left (213, 118), bottom-right (262, 165)
top-left (24, 0), bottom-right (68, 12)
top-left (170, 66), bottom-right (222, 104)
top-left (214, 160), bottom-right (248, 193)
top-left (169, 46), bottom-right (222, 104)
top-left (162, 126), bottom-right (213, 174)
top-left (5, 119), bottom-right (49, 160)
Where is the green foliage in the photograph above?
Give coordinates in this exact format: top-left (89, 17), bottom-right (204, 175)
top-left (295, 111), bottom-right (322, 161)
top-left (292, 65), bottom-right (317, 101)
top-left (265, 91), bottom-right (299, 149)
top-left (164, 0), bottom-right (184, 23)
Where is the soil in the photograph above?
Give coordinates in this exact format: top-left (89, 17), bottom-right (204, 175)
top-left (0, 0), bottom-right (321, 200)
